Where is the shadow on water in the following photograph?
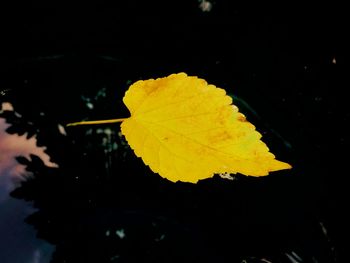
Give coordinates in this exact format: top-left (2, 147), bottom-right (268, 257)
top-left (0, 108), bottom-right (56, 263)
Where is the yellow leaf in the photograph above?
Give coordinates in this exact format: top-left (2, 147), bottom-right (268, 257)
top-left (120, 73), bottom-right (291, 183)
top-left (67, 73), bottom-right (292, 183)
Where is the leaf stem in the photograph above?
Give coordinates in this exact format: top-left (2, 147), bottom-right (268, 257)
top-left (66, 118), bottom-right (127, 127)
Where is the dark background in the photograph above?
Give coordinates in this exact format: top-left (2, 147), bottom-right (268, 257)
top-left (0, 1), bottom-right (347, 262)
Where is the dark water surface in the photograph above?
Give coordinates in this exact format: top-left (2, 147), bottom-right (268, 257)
top-left (0, 2), bottom-right (346, 263)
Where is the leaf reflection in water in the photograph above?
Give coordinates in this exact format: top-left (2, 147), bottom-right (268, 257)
top-left (0, 102), bottom-right (56, 263)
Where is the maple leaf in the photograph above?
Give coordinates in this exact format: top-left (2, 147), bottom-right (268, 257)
top-left (68, 73), bottom-right (291, 183)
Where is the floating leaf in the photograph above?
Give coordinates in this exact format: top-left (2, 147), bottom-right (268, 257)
top-left (68, 73), bottom-right (291, 183)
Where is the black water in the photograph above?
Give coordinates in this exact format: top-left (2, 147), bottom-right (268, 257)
top-left (0, 2), bottom-right (346, 263)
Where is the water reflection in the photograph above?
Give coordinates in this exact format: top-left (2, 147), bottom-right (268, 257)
top-left (0, 52), bottom-right (336, 261)
top-left (0, 102), bottom-right (56, 263)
